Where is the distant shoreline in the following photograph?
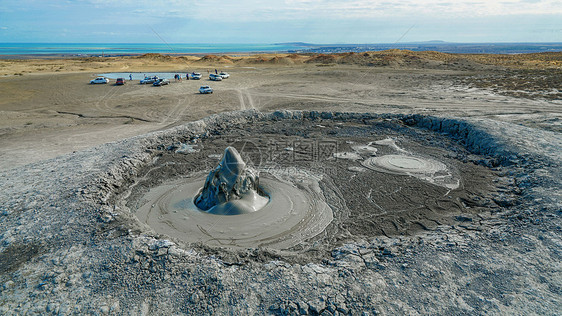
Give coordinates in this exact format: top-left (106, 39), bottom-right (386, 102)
top-left (1, 42), bottom-right (562, 60)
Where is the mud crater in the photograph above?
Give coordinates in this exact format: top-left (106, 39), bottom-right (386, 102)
top-left (121, 117), bottom-right (503, 261)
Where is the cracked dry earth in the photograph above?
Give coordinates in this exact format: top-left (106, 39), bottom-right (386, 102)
top-left (0, 110), bottom-right (561, 315)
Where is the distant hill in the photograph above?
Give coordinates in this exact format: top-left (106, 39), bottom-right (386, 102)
top-left (170, 50), bottom-right (562, 70)
top-left (276, 40), bottom-right (450, 46)
top-left (274, 42), bottom-right (316, 47)
top-left (287, 42), bottom-right (562, 55)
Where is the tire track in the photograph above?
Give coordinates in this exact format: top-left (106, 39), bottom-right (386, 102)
top-left (236, 88), bottom-right (256, 110)
top-left (160, 91), bottom-right (193, 126)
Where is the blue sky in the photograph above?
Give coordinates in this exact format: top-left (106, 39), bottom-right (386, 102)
top-left (0, 0), bottom-right (561, 43)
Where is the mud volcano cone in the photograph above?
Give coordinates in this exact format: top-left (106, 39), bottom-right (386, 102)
top-left (194, 146), bottom-right (268, 215)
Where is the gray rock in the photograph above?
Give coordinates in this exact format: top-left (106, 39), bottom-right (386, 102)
top-left (308, 298), bottom-right (326, 314)
top-left (298, 301), bottom-right (309, 315)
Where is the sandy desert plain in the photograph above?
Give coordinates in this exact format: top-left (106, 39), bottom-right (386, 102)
top-left (0, 51), bottom-right (561, 314)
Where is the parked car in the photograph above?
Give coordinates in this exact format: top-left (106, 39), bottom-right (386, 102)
top-left (219, 72), bottom-right (230, 79)
top-left (199, 85), bottom-right (213, 94)
top-left (140, 76), bottom-right (158, 84)
top-left (153, 78), bottom-right (170, 86)
top-left (116, 78), bottom-right (125, 85)
top-left (209, 73), bottom-right (222, 81)
top-left (90, 77), bottom-right (109, 84)
top-left (190, 72), bottom-right (202, 80)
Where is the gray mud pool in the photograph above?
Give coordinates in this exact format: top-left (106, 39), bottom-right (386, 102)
top-left (124, 115), bottom-right (495, 253)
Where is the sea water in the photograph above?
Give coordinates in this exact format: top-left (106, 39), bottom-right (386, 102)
top-left (0, 42), bottom-right (308, 56)
top-left (2, 42), bottom-right (562, 56)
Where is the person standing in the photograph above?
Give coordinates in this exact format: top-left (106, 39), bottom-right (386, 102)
top-left (129, 74), bottom-right (132, 80)
top-left (215, 69), bottom-right (217, 74)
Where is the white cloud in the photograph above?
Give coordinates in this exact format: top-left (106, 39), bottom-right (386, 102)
top-left (279, 0), bottom-right (562, 18)
top-left (44, 0), bottom-right (562, 21)
top-left (1, 0), bottom-right (561, 43)
top-left (3, 0), bottom-right (562, 21)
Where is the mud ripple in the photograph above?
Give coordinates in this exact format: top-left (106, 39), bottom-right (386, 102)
top-left (135, 172), bottom-right (333, 249)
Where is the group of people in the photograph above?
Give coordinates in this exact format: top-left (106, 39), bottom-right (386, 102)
top-left (173, 73), bottom-right (192, 81)
top-left (179, 72), bottom-right (200, 80)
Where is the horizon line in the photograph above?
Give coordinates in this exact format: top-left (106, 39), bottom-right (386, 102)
top-left (2, 41), bottom-right (562, 45)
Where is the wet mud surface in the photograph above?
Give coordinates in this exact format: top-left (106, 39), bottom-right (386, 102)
top-left (123, 117), bottom-right (501, 262)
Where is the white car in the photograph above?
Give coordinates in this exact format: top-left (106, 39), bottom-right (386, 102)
top-left (190, 73), bottom-right (202, 80)
top-left (90, 77), bottom-right (109, 84)
top-left (219, 72), bottom-right (230, 79)
top-left (209, 73), bottom-right (222, 81)
top-left (199, 85), bottom-right (213, 94)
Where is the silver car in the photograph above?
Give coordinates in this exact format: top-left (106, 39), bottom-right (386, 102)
top-left (209, 74), bottom-right (222, 81)
top-left (140, 76), bottom-right (158, 84)
top-left (153, 78), bottom-right (170, 86)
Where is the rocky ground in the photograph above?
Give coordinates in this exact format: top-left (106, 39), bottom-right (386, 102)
top-left (456, 68), bottom-right (562, 103)
top-left (0, 110), bottom-right (560, 315)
